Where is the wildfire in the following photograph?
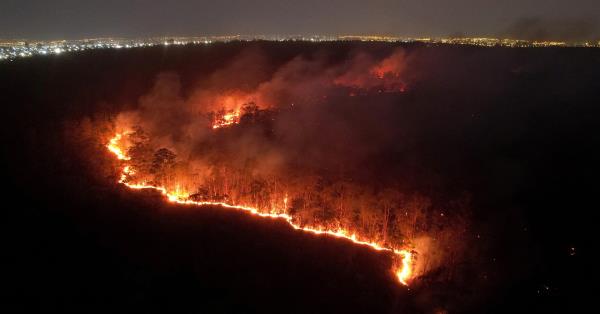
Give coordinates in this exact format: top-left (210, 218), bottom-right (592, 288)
top-left (107, 132), bottom-right (414, 285)
top-left (107, 133), bottom-right (130, 160)
top-left (212, 110), bottom-right (241, 129)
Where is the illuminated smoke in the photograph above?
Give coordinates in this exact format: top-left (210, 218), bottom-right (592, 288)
top-left (100, 48), bottom-right (469, 287)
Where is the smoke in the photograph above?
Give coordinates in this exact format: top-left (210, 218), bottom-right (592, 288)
top-left (501, 17), bottom-right (600, 42)
top-left (116, 47), bottom-right (411, 159)
top-left (111, 47), bottom-right (473, 284)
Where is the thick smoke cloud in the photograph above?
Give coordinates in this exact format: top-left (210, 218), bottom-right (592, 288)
top-left (117, 48), bottom-right (410, 163)
top-left (501, 17), bottom-right (600, 42)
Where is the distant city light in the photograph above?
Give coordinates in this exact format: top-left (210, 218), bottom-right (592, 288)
top-left (1, 36), bottom-right (598, 62)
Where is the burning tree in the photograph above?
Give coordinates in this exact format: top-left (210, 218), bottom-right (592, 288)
top-left (100, 48), bottom-right (474, 285)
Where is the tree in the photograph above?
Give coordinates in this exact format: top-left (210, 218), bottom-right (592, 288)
top-left (150, 148), bottom-right (177, 184)
top-left (377, 188), bottom-right (402, 244)
top-left (127, 126), bottom-right (153, 179)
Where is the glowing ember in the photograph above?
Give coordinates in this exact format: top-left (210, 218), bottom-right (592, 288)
top-left (107, 132), bottom-right (414, 285)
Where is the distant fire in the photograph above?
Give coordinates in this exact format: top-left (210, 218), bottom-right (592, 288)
top-left (107, 132), bottom-right (414, 285)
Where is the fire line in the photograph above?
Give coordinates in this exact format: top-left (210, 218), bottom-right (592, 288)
top-left (107, 132), bottom-right (414, 285)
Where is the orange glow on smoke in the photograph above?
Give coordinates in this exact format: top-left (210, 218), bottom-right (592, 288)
top-left (107, 132), bottom-right (414, 285)
top-left (370, 49), bottom-right (405, 79)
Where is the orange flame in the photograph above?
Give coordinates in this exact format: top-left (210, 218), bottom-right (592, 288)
top-left (107, 133), bottom-right (130, 160)
top-left (107, 132), bottom-right (414, 285)
top-left (212, 110), bottom-right (241, 129)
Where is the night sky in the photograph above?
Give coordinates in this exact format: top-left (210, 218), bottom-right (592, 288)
top-left (1, 0), bottom-right (599, 41)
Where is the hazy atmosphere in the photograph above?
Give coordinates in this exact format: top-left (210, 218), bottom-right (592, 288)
top-left (1, 0), bottom-right (599, 41)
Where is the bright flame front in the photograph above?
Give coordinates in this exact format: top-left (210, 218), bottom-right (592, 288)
top-left (107, 132), bottom-right (414, 285)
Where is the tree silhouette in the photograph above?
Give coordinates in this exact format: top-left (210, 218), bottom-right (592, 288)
top-left (151, 148), bottom-right (177, 184)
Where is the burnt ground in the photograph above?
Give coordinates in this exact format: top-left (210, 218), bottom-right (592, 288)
top-left (2, 41), bottom-right (599, 313)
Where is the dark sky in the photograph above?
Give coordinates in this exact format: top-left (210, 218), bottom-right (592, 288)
top-left (1, 0), bottom-right (599, 41)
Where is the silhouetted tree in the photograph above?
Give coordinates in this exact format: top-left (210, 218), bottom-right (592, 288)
top-left (151, 148), bottom-right (177, 183)
top-left (127, 126), bottom-right (153, 177)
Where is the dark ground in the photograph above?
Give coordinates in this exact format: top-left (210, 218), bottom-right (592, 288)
top-left (2, 41), bottom-right (599, 313)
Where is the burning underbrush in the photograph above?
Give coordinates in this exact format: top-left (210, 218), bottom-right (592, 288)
top-left (99, 47), bottom-right (471, 287)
